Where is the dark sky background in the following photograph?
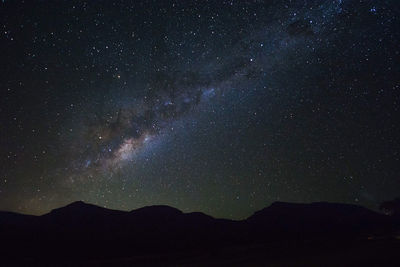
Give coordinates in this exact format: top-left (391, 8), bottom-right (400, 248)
top-left (0, 0), bottom-right (399, 219)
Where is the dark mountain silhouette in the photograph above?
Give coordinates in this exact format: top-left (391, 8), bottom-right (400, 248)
top-left (1, 201), bottom-right (399, 265)
top-left (247, 202), bottom-right (393, 238)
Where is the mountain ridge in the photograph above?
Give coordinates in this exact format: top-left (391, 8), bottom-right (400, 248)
top-left (0, 200), bottom-right (384, 220)
top-left (1, 200), bottom-right (398, 262)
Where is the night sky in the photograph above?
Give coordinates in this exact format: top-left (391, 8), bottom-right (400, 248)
top-left (1, 0), bottom-right (399, 219)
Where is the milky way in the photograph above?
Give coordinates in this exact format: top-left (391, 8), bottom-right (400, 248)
top-left (66, 1), bottom-right (341, 177)
top-left (1, 0), bottom-right (399, 219)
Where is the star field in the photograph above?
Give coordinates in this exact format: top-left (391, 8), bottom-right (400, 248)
top-left (1, 0), bottom-right (399, 219)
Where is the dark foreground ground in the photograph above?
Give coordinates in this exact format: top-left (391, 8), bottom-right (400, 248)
top-left (3, 239), bottom-right (399, 266)
top-left (85, 240), bottom-right (400, 267)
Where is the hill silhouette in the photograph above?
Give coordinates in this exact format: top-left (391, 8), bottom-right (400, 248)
top-left (247, 202), bottom-right (393, 238)
top-left (1, 201), bottom-right (399, 265)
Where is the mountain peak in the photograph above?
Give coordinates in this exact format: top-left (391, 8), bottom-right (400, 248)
top-left (248, 201), bottom-right (381, 223)
top-left (66, 200), bottom-right (88, 207)
top-left (52, 200), bottom-right (98, 211)
top-left (132, 205), bottom-right (183, 215)
top-left (45, 201), bottom-right (125, 218)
